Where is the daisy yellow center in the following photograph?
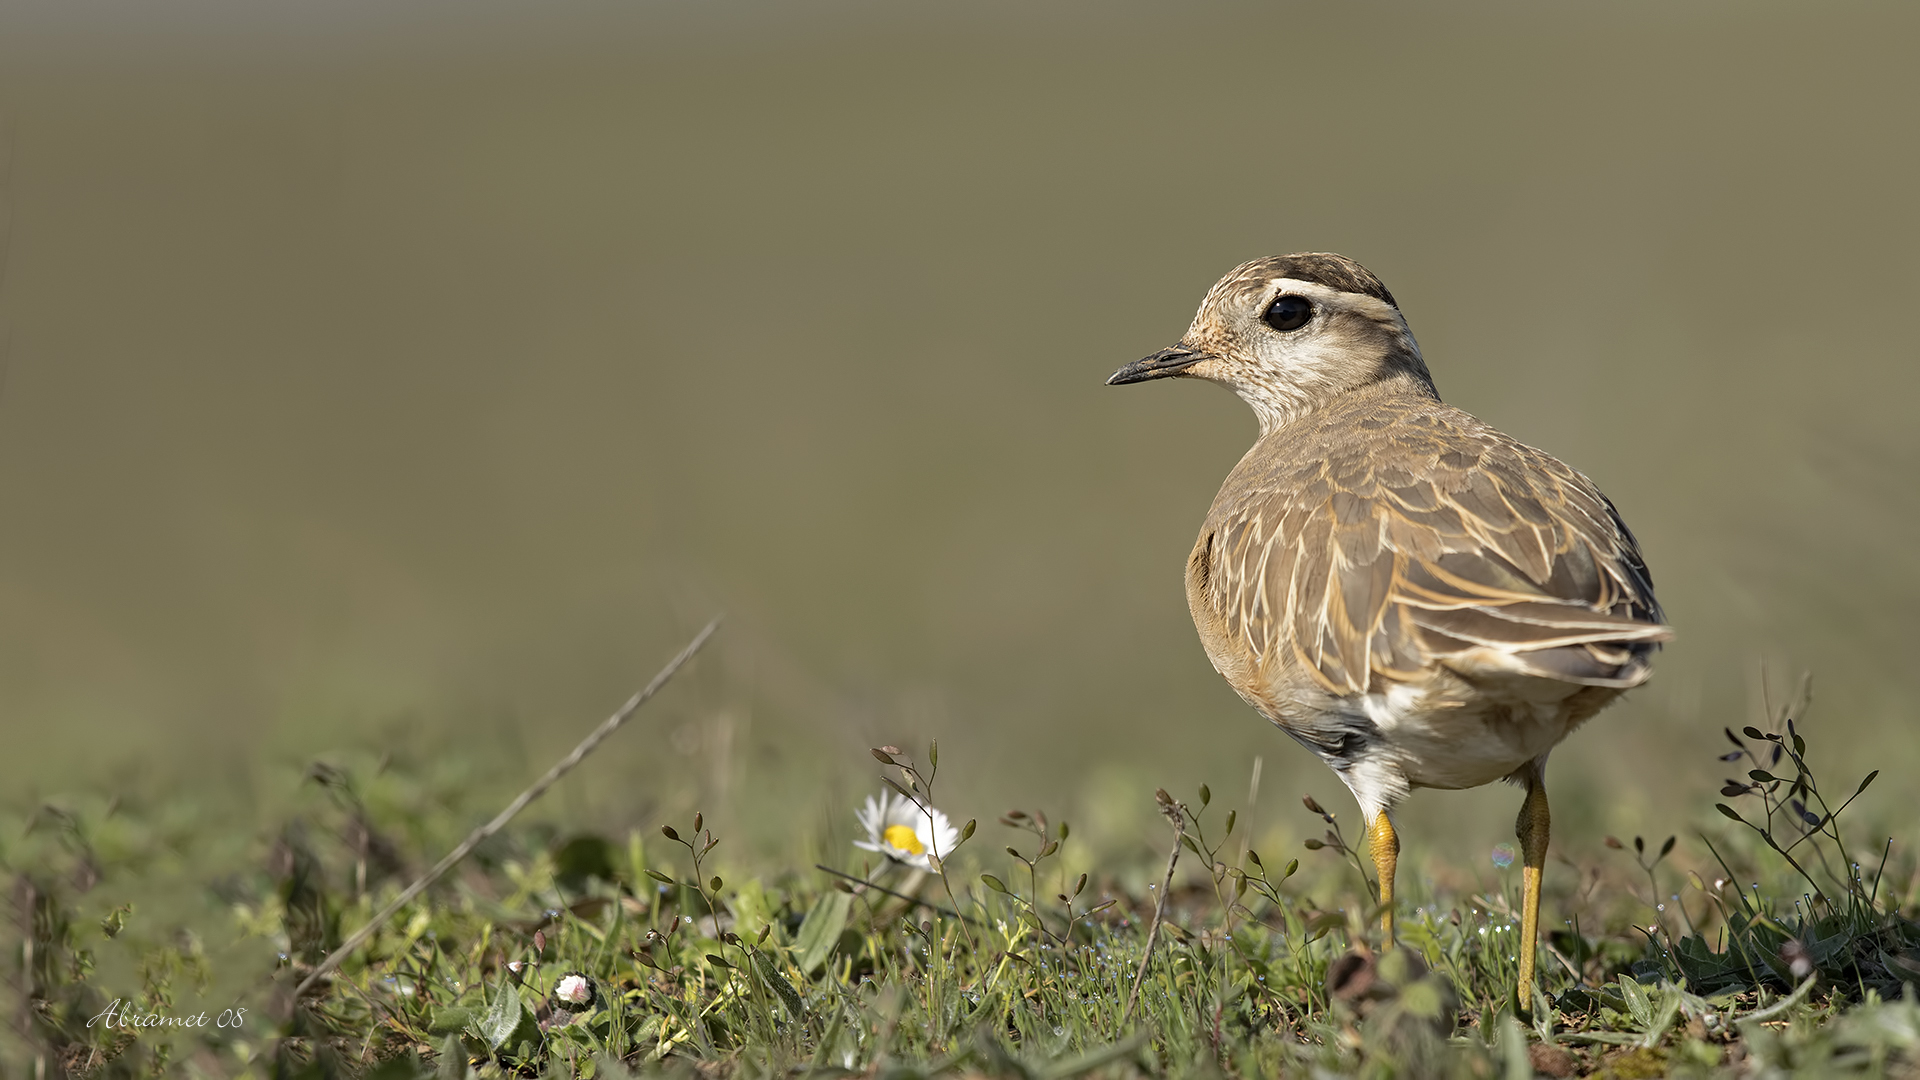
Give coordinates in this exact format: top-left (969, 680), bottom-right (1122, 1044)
top-left (884, 824), bottom-right (925, 855)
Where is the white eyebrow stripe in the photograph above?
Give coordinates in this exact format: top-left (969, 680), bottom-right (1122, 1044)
top-left (1262, 278), bottom-right (1401, 323)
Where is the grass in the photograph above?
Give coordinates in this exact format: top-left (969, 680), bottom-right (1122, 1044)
top-left (8, 699), bottom-right (1920, 1078)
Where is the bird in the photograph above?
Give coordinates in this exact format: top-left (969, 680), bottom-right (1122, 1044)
top-left (1107, 253), bottom-right (1668, 1010)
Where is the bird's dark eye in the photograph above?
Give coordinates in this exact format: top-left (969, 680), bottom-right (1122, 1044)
top-left (1262, 295), bottom-right (1314, 333)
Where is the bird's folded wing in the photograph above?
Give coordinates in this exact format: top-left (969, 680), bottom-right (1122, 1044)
top-left (1206, 428), bottom-right (1670, 695)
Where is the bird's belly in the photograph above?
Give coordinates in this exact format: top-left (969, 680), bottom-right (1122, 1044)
top-left (1360, 689), bottom-right (1580, 790)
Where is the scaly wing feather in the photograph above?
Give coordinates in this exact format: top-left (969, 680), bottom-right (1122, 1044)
top-left (1198, 397), bottom-right (1669, 695)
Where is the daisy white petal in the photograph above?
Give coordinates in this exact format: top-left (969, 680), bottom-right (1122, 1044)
top-left (852, 789), bottom-right (959, 871)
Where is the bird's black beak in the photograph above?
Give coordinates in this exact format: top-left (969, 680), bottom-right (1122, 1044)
top-left (1107, 344), bottom-right (1210, 385)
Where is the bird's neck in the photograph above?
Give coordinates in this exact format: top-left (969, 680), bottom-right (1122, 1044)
top-left (1241, 365), bottom-right (1440, 440)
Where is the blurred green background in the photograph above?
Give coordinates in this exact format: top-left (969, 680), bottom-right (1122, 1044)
top-left (1, 1), bottom-right (1915, 866)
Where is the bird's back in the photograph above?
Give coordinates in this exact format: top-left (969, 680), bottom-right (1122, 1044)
top-left (1184, 375), bottom-right (1668, 735)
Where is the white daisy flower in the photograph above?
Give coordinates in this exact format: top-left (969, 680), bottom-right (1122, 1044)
top-left (853, 790), bottom-right (959, 871)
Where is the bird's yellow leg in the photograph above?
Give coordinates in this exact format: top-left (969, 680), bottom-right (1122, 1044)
top-left (1516, 775), bottom-right (1551, 1015)
top-left (1367, 813), bottom-right (1400, 945)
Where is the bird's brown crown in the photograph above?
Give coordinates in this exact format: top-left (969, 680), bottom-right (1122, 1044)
top-left (1202, 253), bottom-right (1399, 313)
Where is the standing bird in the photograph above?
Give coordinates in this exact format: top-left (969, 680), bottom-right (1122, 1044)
top-left (1108, 254), bottom-right (1668, 1009)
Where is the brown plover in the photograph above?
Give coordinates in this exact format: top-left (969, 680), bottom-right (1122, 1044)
top-left (1108, 253), bottom-right (1669, 1009)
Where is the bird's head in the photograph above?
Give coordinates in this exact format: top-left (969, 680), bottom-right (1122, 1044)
top-left (1108, 253), bottom-right (1436, 436)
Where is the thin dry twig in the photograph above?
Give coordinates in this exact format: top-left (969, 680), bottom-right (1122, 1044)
top-left (291, 617), bottom-right (721, 1000)
top-left (813, 864), bottom-right (980, 925)
top-left (1124, 789), bottom-right (1186, 1025)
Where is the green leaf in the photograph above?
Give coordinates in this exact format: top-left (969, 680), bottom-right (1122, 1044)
top-left (1498, 1016), bottom-right (1529, 1080)
top-left (427, 1006), bottom-right (476, 1035)
top-left (1616, 974), bottom-right (1653, 1028)
top-left (794, 890), bottom-right (853, 974)
top-left (480, 979), bottom-right (524, 1051)
top-left (1715, 804), bottom-right (1746, 824)
top-left (1641, 985), bottom-right (1683, 1047)
top-left (1399, 979), bottom-right (1445, 1020)
top-left (753, 951), bottom-right (806, 1017)
top-left (437, 1034), bottom-right (468, 1080)
top-left (980, 874), bottom-right (1008, 893)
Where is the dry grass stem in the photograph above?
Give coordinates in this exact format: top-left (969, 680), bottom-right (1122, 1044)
top-left (1124, 789), bottom-right (1186, 1025)
top-left (289, 616), bottom-right (721, 999)
top-left (812, 863), bottom-right (978, 924)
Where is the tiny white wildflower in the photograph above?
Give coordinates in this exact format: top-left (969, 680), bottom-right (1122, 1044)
top-left (853, 790), bottom-right (959, 871)
top-left (1781, 939), bottom-right (1814, 980)
top-left (554, 974), bottom-right (593, 1007)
